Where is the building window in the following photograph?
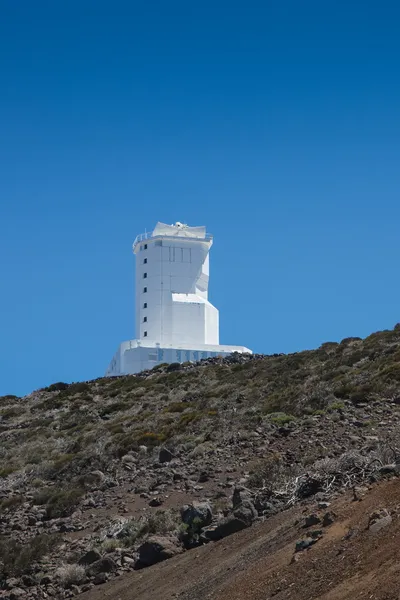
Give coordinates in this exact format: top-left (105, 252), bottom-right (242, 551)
top-left (143, 272), bottom-right (147, 278)
top-left (143, 316), bottom-right (147, 322)
top-left (143, 287), bottom-right (147, 293)
top-left (143, 258), bottom-right (147, 264)
top-left (143, 302), bottom-right (147, 308)
top-left (143, 331), bottom-right (148, 337)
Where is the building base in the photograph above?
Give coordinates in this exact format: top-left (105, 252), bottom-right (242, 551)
top-left (105, 340), bottom-right (252, 376)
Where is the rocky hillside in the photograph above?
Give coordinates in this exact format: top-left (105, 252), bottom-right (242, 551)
top-left (1, 325), bottom-right (400, 599)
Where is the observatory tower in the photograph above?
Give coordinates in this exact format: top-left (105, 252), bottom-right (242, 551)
top-left (106, 222), bottom-right (251, 375)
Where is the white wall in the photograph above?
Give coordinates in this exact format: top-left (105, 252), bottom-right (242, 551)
top-left (134, 233), bottom-right (219, 347)
top-left (105, 341), bottom-right (253, 376)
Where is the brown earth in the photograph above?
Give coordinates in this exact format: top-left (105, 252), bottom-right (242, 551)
top-left (81, 478), bottom-right (400, 600)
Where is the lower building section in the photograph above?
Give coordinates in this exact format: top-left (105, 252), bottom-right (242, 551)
top-left (105, 340), bottom-right (252, 376)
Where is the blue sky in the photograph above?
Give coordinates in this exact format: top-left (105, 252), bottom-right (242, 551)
top-left (1, 1), bottom-right (400, 396)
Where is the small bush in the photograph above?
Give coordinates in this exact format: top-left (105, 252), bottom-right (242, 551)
top-left (100, 400), bottom-right (129, 416)
top-left (247, 453), bottom-right (285, 490)
top-left (55, 563), bottom-right (85, 587)
top-left (166, 362), bottom-right (182, 372)
top-left (46, 382), bottom-right (69, 392)
top-left (135, 431), bottom-right (166, 447)
top-left (330, 401), bottom-right (345, 411)
top-left (0, 406), bottom-right (26, 419)
top-left (268, 412), bottom-right (296, 425)
top-left (178, 412), bottom-right (202, 427)
top-left (0, 495), bottom-right (25, 511)
top-left (67, 382), bottom-right (91, 395)
top-left (0, 534), bottom-right (59, 577)
top-left (34, 485), bottom-right (84, 519)
top-left (137, 510), bottom-right (178, 539)
top-left (0, 466), bottom-right (18, 478)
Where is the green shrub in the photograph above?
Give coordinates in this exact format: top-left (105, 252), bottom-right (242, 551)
top-left (268, 412), bottom-right (296, 425)
top-left (34, 485), bottom-right (84, 519)
top-left (51, 453), bottom-right (75, 472)
top-left (135, 432), bottom-right (166, 447)
top-left (0, 466), bottom-right (18, 478)
top-left (164, 402), bottom-right (191, 413)
top-left (67, 382), bottom-right (90, 395)
top-left (99, 400), bottom-right (130, 416)
top-left (45, 382), bottom-right (69, 392)
top-left (0, 534), bottom-right (59, 577)
top-left (0, 495), bottom-right (25, 511)
top-left (0, 406), bottom-right (26, 419)
top-left (178, 412), bottom-right (202, 426)
top-left (330, 401), bottom-right (345, 411)
top-left (166, 362), bottom-right (182, 372)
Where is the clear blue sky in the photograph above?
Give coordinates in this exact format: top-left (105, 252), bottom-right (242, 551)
top-left (1, 1), bottom-right (400, 397)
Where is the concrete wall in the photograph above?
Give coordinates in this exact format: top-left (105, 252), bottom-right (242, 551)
top-left (134, 233), bottom-right (219, 347)
top-left (105, 341), bottom-right (252, 376)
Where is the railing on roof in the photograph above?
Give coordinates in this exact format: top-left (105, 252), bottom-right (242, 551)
top-left (133, 231), bottom-right (154, 246)
top-left (133, 230), bottom-right (213, 247)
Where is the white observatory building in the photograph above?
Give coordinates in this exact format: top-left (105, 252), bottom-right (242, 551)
top-left (106, 222), bottom-right (251, 375)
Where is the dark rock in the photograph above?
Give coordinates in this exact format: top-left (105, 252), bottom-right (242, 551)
top-left (40, 576), bottom-right (53, 585)
top-left (159, 448), bottom-right (173, 464)
top-left (78, 550), bottom-right (102, 566)
top-left (322, 511), bottom-right (336, 527)
top-left (21, 575), bottom-right (36, 587)
top-left (304, 513), bottom-right (321, 528)
top-left (203, 516), bottom-right (248, 541)
top-left (379, 464), bottom-right (400, 475)
top-left (368, 508), bottom-right (392, 533)
top-left (137, 536), bottom-right (183, 567)
top-left (295, 538), bottom-right (315, 552)
top-left (297, 476), bottom-right (322, 499)
top-left (198, 471), bottom-right (210, 483)
top-left (233, 500), bottom-right (258, 526)
top-left (295, 531), bottom-right (323, 552)
top-left (149, 497), bottom-right (163, 507)
top-left (58, 523), bottom-right (77, 533)
top-left (232, 486), bottom-right (252, 509)
top-left (181, 501), bottom-right (213, 528)
top-left (86, 557), bottom-right (117, 576)
top-left (93, 573), bottom-right (109, 585)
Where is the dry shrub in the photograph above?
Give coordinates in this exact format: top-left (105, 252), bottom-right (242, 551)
top-left (55, 563), bottom-right (85, 587)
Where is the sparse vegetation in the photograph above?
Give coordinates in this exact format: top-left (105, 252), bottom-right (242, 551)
top-left (0, 534), bottom-right (59, 578)
top-left (1, 325), bottom-right (400, 594)
top-left (55, 563), bottom-right (86, 587)
top-left (33, 485), bottom-right (85, 519)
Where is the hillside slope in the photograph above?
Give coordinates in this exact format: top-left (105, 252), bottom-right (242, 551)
top-left (1, 325), bottom-right (400, 599)
top-left (80, 477), bottom-right (400, 600)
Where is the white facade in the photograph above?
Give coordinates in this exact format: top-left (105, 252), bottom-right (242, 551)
top-left (106, 222), bottom-right (251, 376)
